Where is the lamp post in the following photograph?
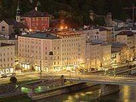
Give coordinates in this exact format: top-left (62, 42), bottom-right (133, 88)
top-left (39, 60), bottom-right (42, 80)
top-left (113, 66), bottom-right (116, 77)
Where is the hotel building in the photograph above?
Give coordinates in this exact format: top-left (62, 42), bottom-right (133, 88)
top-left (18, 31), bottom-right (86, 71)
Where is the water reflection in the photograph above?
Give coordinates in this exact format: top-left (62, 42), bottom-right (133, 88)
top-left (37, 86), bottom-right (136, 102)
top-left (119, 86), bottom-right (136, 102)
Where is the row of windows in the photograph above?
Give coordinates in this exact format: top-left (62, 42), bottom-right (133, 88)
top-left (62, 39), bottom-right (80, 42)
top-left (0, 52), bottom-right (14, 56)
top-left (53, 62), bottom-right (60, 65)
top-left (31, 17), bottom-right (48, 21)
top-left (62, 62), bottom-right (78, 65)
top-left (19, 50), bottom-right (54, 56)
top-left (62, 53), bottom-right (79, 55)
top-left (54, 61), bottom-right (79, 65)
top-left (62, 43), bottom-right (80, 47)
top-left (62, 57), bottom-right (79, 60)
top-left (0, 58), bottom-right (13, 62)
top-left (19, 44), bottom-right (50, 50)
top-left (19, 40), bottom-right (41, 43)
top-left (0, 63), bottom-right (13, 67)
top-left (31, 23), bottom-right (48, 27)
top-left (54, 47), bottom-right (59, 50)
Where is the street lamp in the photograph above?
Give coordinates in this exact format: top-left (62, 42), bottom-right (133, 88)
top-left (39, 60), bottom-right (42, 80)
top-left (113, 67), bottom-right (116, 77)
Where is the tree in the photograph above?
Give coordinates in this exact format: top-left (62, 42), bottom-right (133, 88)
top-left (0, 0), bottom-right (135, 26)
top-left (10, 76), bottom-right (17, 84)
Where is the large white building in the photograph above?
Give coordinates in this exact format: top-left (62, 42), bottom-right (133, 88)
top-left (0, 43), bottom-right (15, 74)
top-left (18, 31), bottom-right (86, 71)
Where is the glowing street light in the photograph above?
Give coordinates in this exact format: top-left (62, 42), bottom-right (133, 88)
top-left (59, 25), bottom-right (68, 30)
top-left (60, 26), bottom-right (64, 30)
top-left (29, 29), bottom-right (32, 32)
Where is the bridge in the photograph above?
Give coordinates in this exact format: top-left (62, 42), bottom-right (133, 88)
top-left (66, 74), bottom-right (136, 86)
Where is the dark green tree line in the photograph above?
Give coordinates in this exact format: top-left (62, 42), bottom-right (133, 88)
top-left (0, 0), bottom-right (135, 26)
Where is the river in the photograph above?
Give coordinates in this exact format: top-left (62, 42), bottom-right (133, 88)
top-left (37, 85), bottom-right (136, 102)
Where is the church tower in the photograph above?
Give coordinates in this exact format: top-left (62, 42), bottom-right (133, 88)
top-left (16, 0), bottom-right (21, 22)
top-left (89, 10), bottom-right (95, 21)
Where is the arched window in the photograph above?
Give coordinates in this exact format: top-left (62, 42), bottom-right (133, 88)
top-left (49, 51), bottom-right (53, 55)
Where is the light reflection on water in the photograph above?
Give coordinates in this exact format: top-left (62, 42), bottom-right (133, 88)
top-left (37, 85), bottom-right (136, 102)
top-left (118, 85), bottom-right (136, 102)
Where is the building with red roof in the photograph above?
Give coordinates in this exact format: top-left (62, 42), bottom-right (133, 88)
top-left (21, 9), bottom-right (50, 32)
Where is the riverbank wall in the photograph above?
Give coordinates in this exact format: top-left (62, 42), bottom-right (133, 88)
top-left (30, 82), bottom-right (93, 100)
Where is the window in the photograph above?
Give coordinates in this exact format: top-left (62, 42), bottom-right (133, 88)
top-left (2, 26), bottom-right (5, 31)
top-left (49, 51), bottom-right (53, 55)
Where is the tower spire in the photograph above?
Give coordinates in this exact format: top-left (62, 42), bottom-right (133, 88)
top-left (16, 0), bottom-right (21, 22)
top-left (35, 0), bottom-right (41, 11)
top-left (16, 0), bottom-right (21, 15)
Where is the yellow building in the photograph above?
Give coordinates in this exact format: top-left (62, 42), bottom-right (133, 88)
top-left (18, 31), bottom-right (86, 71)
top-left (111, 42), bottom-right (128, 67)
top-left (116, 31), bottom-right (135, 61)
top-left (85, 41), bottom-right (111, 70)
top-left (57, 31), bottom-right (86, 69)
top-left (0, 43), bottom-right (15, 74)
top-left (18, 33), bottom-right (60, 71)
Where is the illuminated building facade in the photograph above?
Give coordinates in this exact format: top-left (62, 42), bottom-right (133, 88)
top-left (111, 42), bottom-right (129, 66)
top-left (56, 31), bottom-right (86, 70)
top-left (0, 43), bottom-right (15, 74)
top-left (18, 31), bottom-right (86, 71)
top-left (116, 31), bottom-right (135, 61)
top-left (85, 41), bottom-right (111, 69)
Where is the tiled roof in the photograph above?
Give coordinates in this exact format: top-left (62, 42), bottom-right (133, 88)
top-left (89, 40), bottom-right (110, 45)
top-left (22, 32), bottom-right (59, 39)
top-left (111, 42), bottom-right (126, 48)
top-left (0, 43), bottom-right (15, 47)
top-left (23, 9), bottom-right (49, 17)
top-left (111, 42), bottom-right (126, 53)
top-left (117, 31), bottom-right (135, 36)
top-left (3, 19), bottom-right (27, 28)
top-left (93, 26), bottom-right (110, 31)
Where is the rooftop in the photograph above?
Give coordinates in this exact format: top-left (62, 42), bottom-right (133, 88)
top-left (0, 43), bottom-right (15, 47)
top-left (22, 32), bottom-right (60, 39)
top-left (88, 40), bottom-right (110, 46)
top-left (111, 42), bottom-right (126, 53)
top-left (93, 26), bottom-right (110, 31)
top-left (23, 9), bottom-right (49, 17)
top-left (56, 30), bottom-right (81, 36)
top-left (111, 42), bottom-right (126, 48)
top-left (117, 31), bottom-right (135, 36)
top-left (3, 19), bottom-right (26, 28)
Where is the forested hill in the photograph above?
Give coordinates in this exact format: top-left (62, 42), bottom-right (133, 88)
top-left (0, 0), bottom-right (135, 26)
